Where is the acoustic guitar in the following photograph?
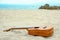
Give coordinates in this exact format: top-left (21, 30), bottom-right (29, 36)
top-left (3, 26), bottom-right (54, 37)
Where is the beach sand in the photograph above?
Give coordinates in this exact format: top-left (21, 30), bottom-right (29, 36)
top-left (0, 9), bottom-right (60, 40)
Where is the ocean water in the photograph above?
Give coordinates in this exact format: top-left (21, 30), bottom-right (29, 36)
top-left (0, 4), bottom-right (40, 10)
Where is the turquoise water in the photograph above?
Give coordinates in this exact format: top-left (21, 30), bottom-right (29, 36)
top-left (0, 4), bottom-right (40, 10)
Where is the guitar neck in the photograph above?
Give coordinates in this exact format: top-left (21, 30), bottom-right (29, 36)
top-left (3, 27), bottom-right (39, 32)
top-left (3, 27), bottom-right (33, 32)
top-left (11, 28), bottom-right (28, 30)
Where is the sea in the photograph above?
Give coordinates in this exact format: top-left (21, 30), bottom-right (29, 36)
top-left (0, 4), bottom-right (40, 10)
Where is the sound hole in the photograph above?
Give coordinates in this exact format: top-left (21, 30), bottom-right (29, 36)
top-left (34, 27), bottom-right (39, 28)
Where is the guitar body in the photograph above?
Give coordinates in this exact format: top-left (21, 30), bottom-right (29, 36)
top-left (28, 26), bottom-right (54, 37)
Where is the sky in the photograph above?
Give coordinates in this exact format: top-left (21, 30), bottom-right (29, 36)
top-left (0, 0), bottom-right (60, 5)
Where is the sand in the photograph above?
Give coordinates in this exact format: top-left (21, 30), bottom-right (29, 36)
top-left (0, 9), bottom-right (60, 40)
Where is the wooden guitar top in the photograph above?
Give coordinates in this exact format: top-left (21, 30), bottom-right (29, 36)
top-left (28, 26), bottom-right (54, 37)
